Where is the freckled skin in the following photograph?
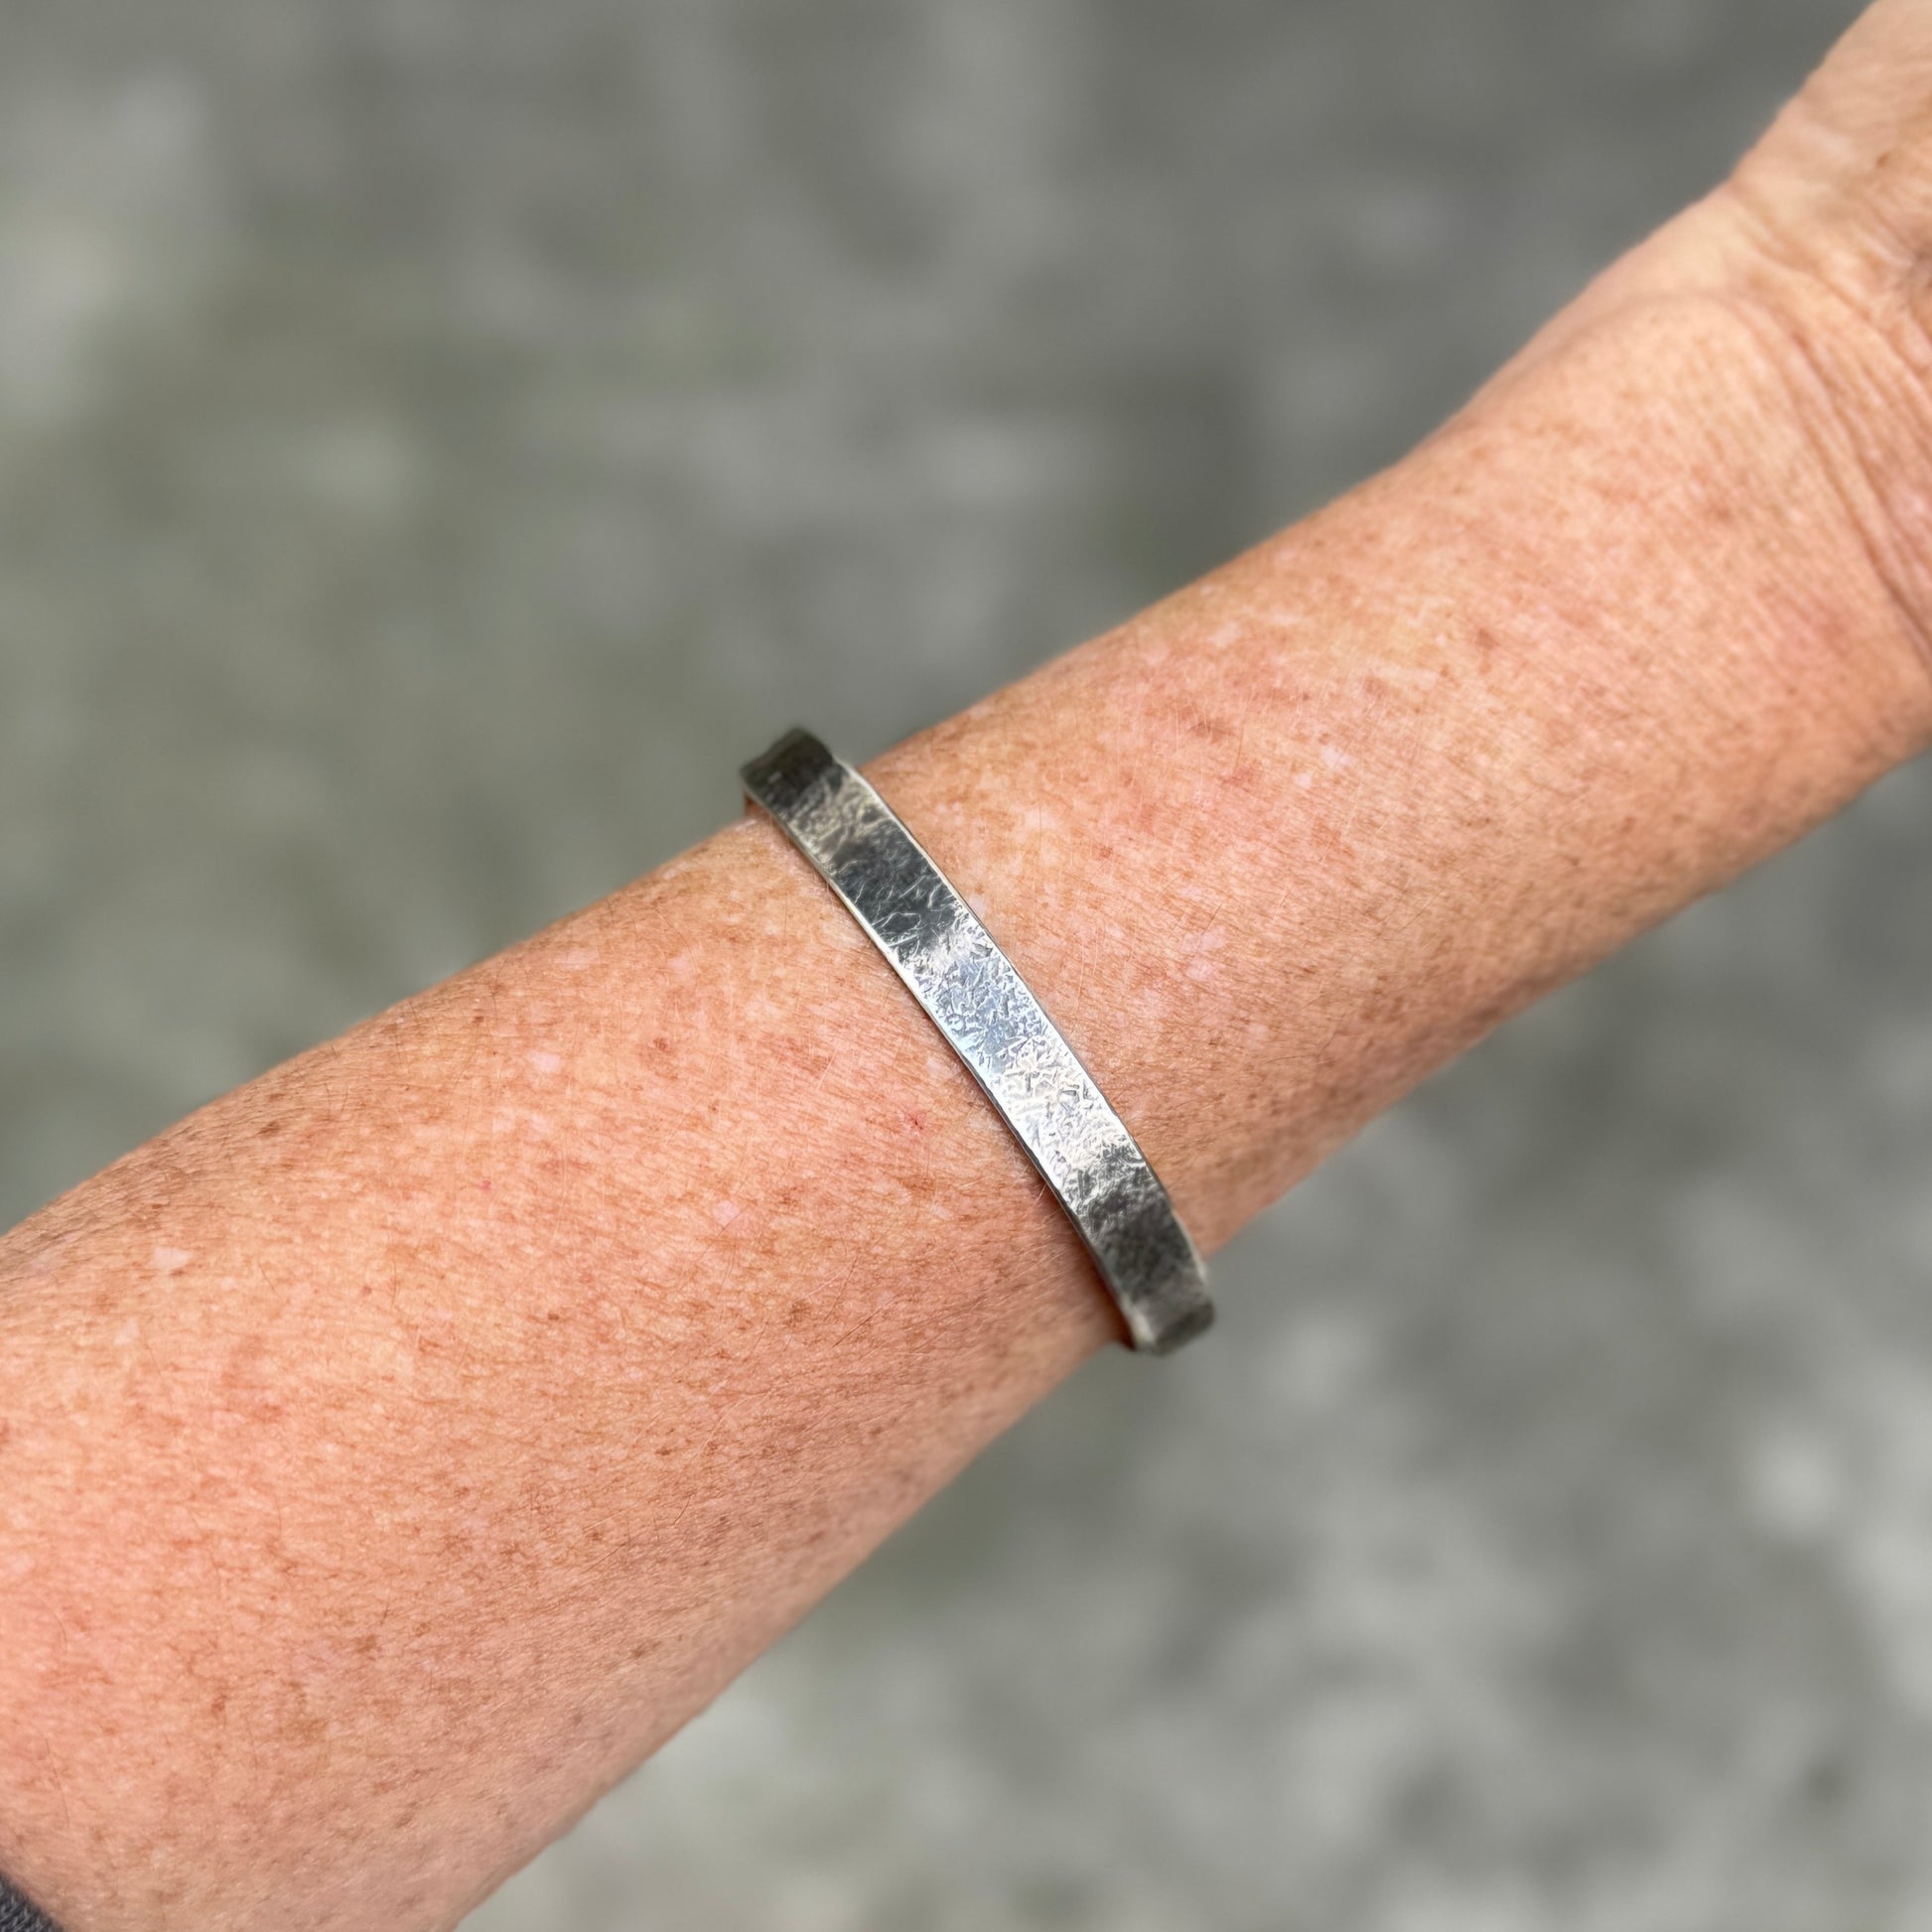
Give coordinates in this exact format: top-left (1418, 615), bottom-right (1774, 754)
top-left (6, 8), bottom-right (1932, 1928)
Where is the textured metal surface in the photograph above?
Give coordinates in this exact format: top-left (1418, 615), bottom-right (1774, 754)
top-left (743, 727), bottom-right (1212, 1353)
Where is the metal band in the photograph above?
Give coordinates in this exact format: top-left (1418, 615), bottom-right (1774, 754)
top-left (742, 727), bottom-right (1213, 1354)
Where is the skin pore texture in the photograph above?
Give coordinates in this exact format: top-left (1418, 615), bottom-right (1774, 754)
top-left (6, 5), bottom-right (1932, 1927)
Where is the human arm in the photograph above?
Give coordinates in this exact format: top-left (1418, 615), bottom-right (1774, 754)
top-left (5, 4), bottom-right (1932, 1926)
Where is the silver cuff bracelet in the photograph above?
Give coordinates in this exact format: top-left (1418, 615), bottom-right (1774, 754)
top-left (742, 727), bottom-right (1213, 1354)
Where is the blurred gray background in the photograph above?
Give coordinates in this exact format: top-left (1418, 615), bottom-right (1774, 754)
top-left (5, 1), bottom-right (1931, 1927)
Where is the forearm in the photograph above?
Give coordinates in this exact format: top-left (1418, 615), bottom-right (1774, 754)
top-left (5, 24), bottom-right (1932, 1928)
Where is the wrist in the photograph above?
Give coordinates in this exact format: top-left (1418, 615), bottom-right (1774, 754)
top-left (1680, 0), bottom-right (1932, 732)
top-left (867, 195), bottom-right (1932, 1258)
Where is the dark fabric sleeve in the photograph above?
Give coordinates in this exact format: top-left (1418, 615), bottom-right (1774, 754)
top-left (0, 1870), bottom-right (60, 1932)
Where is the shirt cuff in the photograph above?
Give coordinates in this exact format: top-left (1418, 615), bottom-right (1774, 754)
top-left (0, 1870), bottom-right (61, 1932)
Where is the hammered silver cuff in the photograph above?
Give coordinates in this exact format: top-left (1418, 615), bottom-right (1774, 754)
top-left (742, 728), bottom-right (1213, 1354)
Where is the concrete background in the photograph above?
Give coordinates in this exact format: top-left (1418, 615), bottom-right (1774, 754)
top-left (5, 1), bottom-right (1932, 1926)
